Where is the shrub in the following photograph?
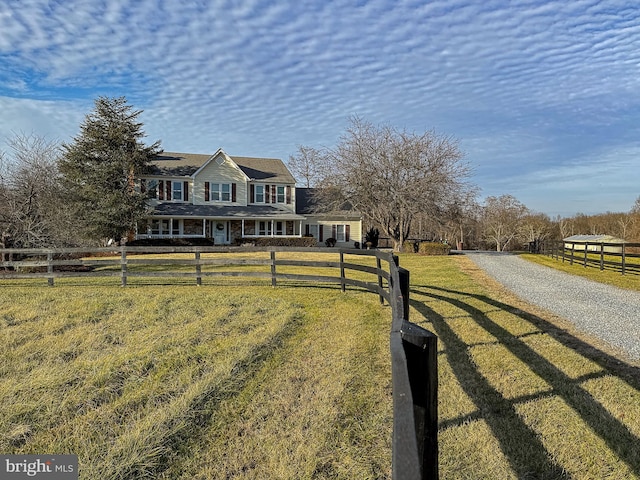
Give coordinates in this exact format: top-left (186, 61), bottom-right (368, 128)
top-left (402, 241), bottom-right (417, 253)
top-left (127, 238), bottom-right (215, 247)
top-left (417, 242), bottom-right (452, 255)
top-left (325, 237), bottom-right (337, 247)
top-left (364, 228), bottom-right (379, 248)
top-left (239, 237), bottom-right (318, 247)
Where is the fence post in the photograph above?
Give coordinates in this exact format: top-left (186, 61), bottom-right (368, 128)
top-left (47, 252), bottom-right (54, 287)
top-left (584, 242), bottom-right (588, 267)
top-left (600, 243), bottom-right (604, 271)
top-left (398, 266), bottom-right (410, 322)
top-left (121, 247), bottom-right (127, 287)
top-left (270, 250), bottom-right (276, 287)
top-left (340, 251), bottom-right (346, 293)
top-left (195, 251), bottom-right (202, 286)
top-left (400, 320), bottom-right (438, 479)
top-left (376, 256), bottom-right (384, 305)
top-left (622, 243), bottom-right (626, 275)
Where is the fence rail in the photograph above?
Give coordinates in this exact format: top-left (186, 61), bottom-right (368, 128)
top-left (0, 246), bottom-right (438, 479)
top-left (541, 240), bottom-right (640, 275)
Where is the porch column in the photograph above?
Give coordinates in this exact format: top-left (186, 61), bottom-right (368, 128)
top-left (202, 219), bottom-right (206, 237)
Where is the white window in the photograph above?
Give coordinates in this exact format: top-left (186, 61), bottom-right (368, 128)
top-left (172, 182), bottom-right (183, 201)
top-left (221, 183), bottom-right (230, 201)
top-left (336, 225), bottom-right (346, 242)
top-left (210, 183), bottom-right (231, 202)
top-left (307, 225), bottom-right (319, 240)
top-left (277, 186), bottom-right (285, 203)
top-left (255, 185), bottom-right (264, 203)
top-left (258, 221), bottom-right (272, 236)
top-left (171, 219), bottom-right (180, 236)
top-left (275, 221), bottom-right (284, 236)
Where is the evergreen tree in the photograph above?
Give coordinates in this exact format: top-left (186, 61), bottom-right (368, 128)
top-left (59, 96), bottom-right (161, 243)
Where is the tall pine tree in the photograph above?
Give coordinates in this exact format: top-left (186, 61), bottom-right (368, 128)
top-left (59, 97), bottom-right (161, 243)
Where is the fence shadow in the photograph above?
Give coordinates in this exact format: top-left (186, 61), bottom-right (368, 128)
top-left (410, 284), bottom-right (640, 478)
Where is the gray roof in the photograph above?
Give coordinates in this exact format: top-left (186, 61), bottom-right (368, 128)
top-left (149, 151), bottom-right (296, 183)
top-left (151, 202), bottom-right (305, 220)
top-left (295, 187), bottom-right (360, 218)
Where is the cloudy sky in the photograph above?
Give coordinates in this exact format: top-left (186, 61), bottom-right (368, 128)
top-left (1, 0), bottom-right (639, 217)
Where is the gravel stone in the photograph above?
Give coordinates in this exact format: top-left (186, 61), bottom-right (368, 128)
top-left (463, 251), bottom-right (640, 361)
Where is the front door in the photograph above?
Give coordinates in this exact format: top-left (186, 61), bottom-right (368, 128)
top-left (214, 221), bottom-right (227, 245)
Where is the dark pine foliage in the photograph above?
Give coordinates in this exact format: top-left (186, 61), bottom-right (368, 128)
top-left (59, 96), bottom-right (162, 243)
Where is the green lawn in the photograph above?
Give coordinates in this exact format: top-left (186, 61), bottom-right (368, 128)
top-left (2, 253), bottom-right (639, 479)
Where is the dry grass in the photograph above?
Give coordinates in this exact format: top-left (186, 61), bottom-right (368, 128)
top-left (521, 253), bottom-right (640, 292)
top-left (401, 254), bottom-right (640, 479)
top-left (4, 251), bottom-right (640, 479)
top-left (1, 280), bottom-right (392, 479)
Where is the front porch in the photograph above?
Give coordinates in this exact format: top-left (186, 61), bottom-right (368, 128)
top-left (136, 217), bottom-right (304, 244)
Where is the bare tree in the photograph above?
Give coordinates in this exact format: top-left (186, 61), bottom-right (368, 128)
top-left (519, 212), bottom-right (553, 251)
top-left (481, 195), bottom-right (529, 251)
top-left (0, 133), bottom-right (76, 248)
top-left (313, 117), bottom-right (474, 251)
top-left (287, 145), bottom-right (328, 188)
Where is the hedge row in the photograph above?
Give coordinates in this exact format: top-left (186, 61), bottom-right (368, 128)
top-left (238, 237), bottom-right (318, 247)
top-left (402, 241), bottom-right (451, 255)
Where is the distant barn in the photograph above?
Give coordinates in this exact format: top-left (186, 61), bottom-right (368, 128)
top-left (563, 234), bottom-right (625, 253)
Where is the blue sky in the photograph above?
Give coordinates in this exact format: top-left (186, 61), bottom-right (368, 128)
top-left (1, 0), bottom-right (639, 217)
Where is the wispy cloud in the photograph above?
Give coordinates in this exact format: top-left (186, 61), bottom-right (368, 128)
top-left (1, 0), bottom-right (639, 214)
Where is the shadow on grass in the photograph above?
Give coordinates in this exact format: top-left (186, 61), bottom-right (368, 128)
top-left (410, 285), bottom-right (640, 478)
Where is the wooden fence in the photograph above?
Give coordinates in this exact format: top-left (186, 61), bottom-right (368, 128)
top-left (541, 240), bottom-right (640, 275)
top-left (0, 246), bottom-right (438, 479)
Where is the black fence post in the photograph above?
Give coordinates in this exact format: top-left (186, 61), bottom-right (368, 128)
top-left (270, 250), bottom-right (277, 287)
top-left (340, 251), bottom-right (346, 293)
top-left (398, 266), bottom-right (410, 322)
top-left (377, 256), bottom-right (384, 304)
top-left (401, 321), bottom-right (438, 480)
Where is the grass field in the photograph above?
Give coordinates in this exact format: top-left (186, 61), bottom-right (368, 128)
top-left (2, 252), bottom-right (640, 479)
top-left (521, 252), bottom-right (640, 292)
top-left (403, 254), bottom-right (640, 479)
top-left (1, 280), bottom-right (392, 479)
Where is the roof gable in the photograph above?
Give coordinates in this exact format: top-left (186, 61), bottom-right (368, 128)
top-left (148, 150), bottom-right (295, 183)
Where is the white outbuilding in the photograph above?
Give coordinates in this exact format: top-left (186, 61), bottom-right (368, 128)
top-left (563, 234), bottom-right (625, 253)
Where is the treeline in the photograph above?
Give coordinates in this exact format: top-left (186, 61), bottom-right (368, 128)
top-left (406, 194), bottom-right (640, 252)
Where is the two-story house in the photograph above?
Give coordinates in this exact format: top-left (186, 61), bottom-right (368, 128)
top-left (137, 148), bottom-right (362, 246)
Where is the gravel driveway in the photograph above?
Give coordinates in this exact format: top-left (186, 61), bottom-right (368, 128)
top-left (463, 251), bottom-right (640, 361)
